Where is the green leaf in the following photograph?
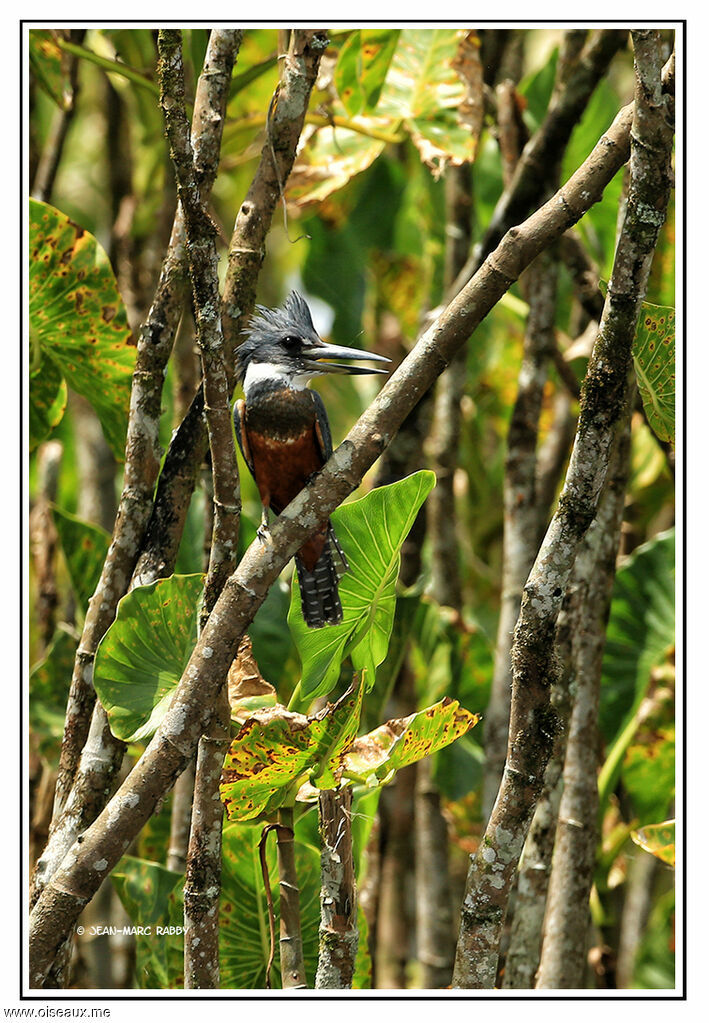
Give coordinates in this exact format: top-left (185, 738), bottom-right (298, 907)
top-left (378, 28), bottom-right (478, 168)
top-left (249, 578), bottom-right (300, 691)
top-left (288, 471), bottom-right (436, 704)
top-left (29, 625), bottom-right (77, 760)
top-left (623, 726), bottom-right (675, 824)
top-left (518, 46), bottom-right (558, 130)
top-left (111, 858), bottom-right (185, 988)
top-left (114, 821), bottom-right (323, 990)
top-left (29, 199), bottom-right (136, 459)
top-left (29, 30), bottom-right (68, 109)
top-left (94, 574), bottom-right (203, 742)
top-left (29, 353), bottom-right (67, 451)
top-left (342, 697), bottom-right (480, 785)
top-left (52, 505), bottom-right (111, 613)
top-left (220, 820), bottom-right (321, 989)
top-left (287, 127), bottom-right (386, 211)
top-left (633, 302), bottom-right (675, 444)
top-left (630, 820), bottom-right (675, 868)
top-left (220, 684), bottom-right (365, 823)
top-left (334, 29), bottom-right (401, 116)
top-left (632, 888), bottom-right (675, 988)
top-left (599, 529), bottom-right (675, 743)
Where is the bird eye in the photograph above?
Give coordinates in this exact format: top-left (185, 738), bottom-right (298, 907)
top-left (281, 335), bottom-right (301, 348)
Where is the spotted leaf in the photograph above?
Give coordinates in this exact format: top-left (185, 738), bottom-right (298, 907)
top-left (632, 302), bottom-right (675, 445)
top-left (631, 820), bottom-right (675, 868)
top-left (52, 505), bottom-right (110, 614)
top-left (377, 28), bottom-right (482, 169)
top-left (220, 683), bottom-right (364, 823)
top-left (29, 199), bottom-right (135, 459)
top-left (29, 352), bottom-right (67, 451)
top-left (334, 29), bottom-right (401, 117)
top-left (29, 30), bottom-right (68, 109)
top-left (342, 697), bottom-right (480, 785)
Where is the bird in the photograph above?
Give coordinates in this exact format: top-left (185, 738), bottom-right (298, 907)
top-left (233, 292), bottom-right (390, 628)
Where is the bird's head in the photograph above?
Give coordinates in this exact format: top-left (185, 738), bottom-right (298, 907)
top-left (236, 292), bottom-right (390, 393)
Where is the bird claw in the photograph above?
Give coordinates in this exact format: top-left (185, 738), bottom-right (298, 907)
top-left (257, 523), bottom-right (272, 545)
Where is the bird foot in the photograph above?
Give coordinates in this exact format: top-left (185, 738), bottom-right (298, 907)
top-left (256, 523), bottom-right (272, 545)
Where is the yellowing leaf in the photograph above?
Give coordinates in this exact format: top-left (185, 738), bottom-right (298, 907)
top-left (29, 199), bottom-right (135, 459)
top-left (220, 684), bottom-right (365, 822)
top-left (342, 698), bottom-right (480, 784)
top-left (220, 681), bottom-right (480, 822)
top-left (631, 820), bottom-right (675, 868)
top-left (633, 302), bottom-right (675, 445)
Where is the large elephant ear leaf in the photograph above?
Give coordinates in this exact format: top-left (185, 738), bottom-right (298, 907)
top-left (94, 574), bottom-right (204, 742)
top-left (29, 198), bottom-right (136, 458)
top-left (288, 471), bottom-right (436, 704)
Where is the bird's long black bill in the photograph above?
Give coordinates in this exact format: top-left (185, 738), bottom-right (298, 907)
top-left (302, 342), bottom-right (390, 376)
top-left (312, 362), bottom-right (389, 375)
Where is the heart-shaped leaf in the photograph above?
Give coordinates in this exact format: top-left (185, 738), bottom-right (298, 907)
top-left (29, 199), bottom-right (135, 458)
top-left (29, 624), bottom-right (78, 760)
top-left (111, 857), bottom-right (185, 988)
top-left (599, 529), bottom-right (674, 743)
top-left (94, 574), bottom-right (203, 742)
top-left (219, 821), bottom-right (321, 988)
top-left (288, 470), bottom-right (436, 704)
top-left (113, 820), bottom-right (323, 989)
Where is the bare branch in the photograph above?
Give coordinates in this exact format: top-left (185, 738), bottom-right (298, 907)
top-left (315, 788), bottom-right (359, 989)
top-left (31, 29), bottom-right (241, 919)
top-left (450, 29), bottom-right (628, 297)
top-left (452, 33), bottom-right (674, 989)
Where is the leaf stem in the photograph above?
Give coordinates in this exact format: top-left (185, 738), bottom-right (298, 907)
top-left (55, 38), bottom-right (161, 97)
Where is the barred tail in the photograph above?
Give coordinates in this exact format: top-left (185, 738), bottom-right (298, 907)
top-left (295, 525), bottom-right (349, 629)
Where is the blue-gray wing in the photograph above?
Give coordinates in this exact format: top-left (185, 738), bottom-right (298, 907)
top-left (232, 398), bottom-right (255, 476)
top-left (310, 389), bottom-right (333, 461)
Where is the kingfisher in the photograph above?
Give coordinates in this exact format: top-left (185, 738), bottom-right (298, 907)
top-left (233, 292), bottom-right (390, 628)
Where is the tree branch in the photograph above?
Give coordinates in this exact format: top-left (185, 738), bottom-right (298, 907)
top-left (451, 33), bottom-right (674, 988)
top-left (31, 28), bottom-right (241, 917)
top-left (315, 788), bottom-right (358, 989)
top-left (132, 28), bottom-right (327, 585)
top-left (536, 392), bottom-right (633, 988)
top-left (28, 61), bottom-right (670, 984)
top-left (450, 29), bottom-right (628, 298)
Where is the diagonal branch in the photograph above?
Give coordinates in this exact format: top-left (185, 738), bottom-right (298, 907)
top-left (28, 59), bottom-right (671, 985)
top-left (450, 29), bottom-right (627, 298)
